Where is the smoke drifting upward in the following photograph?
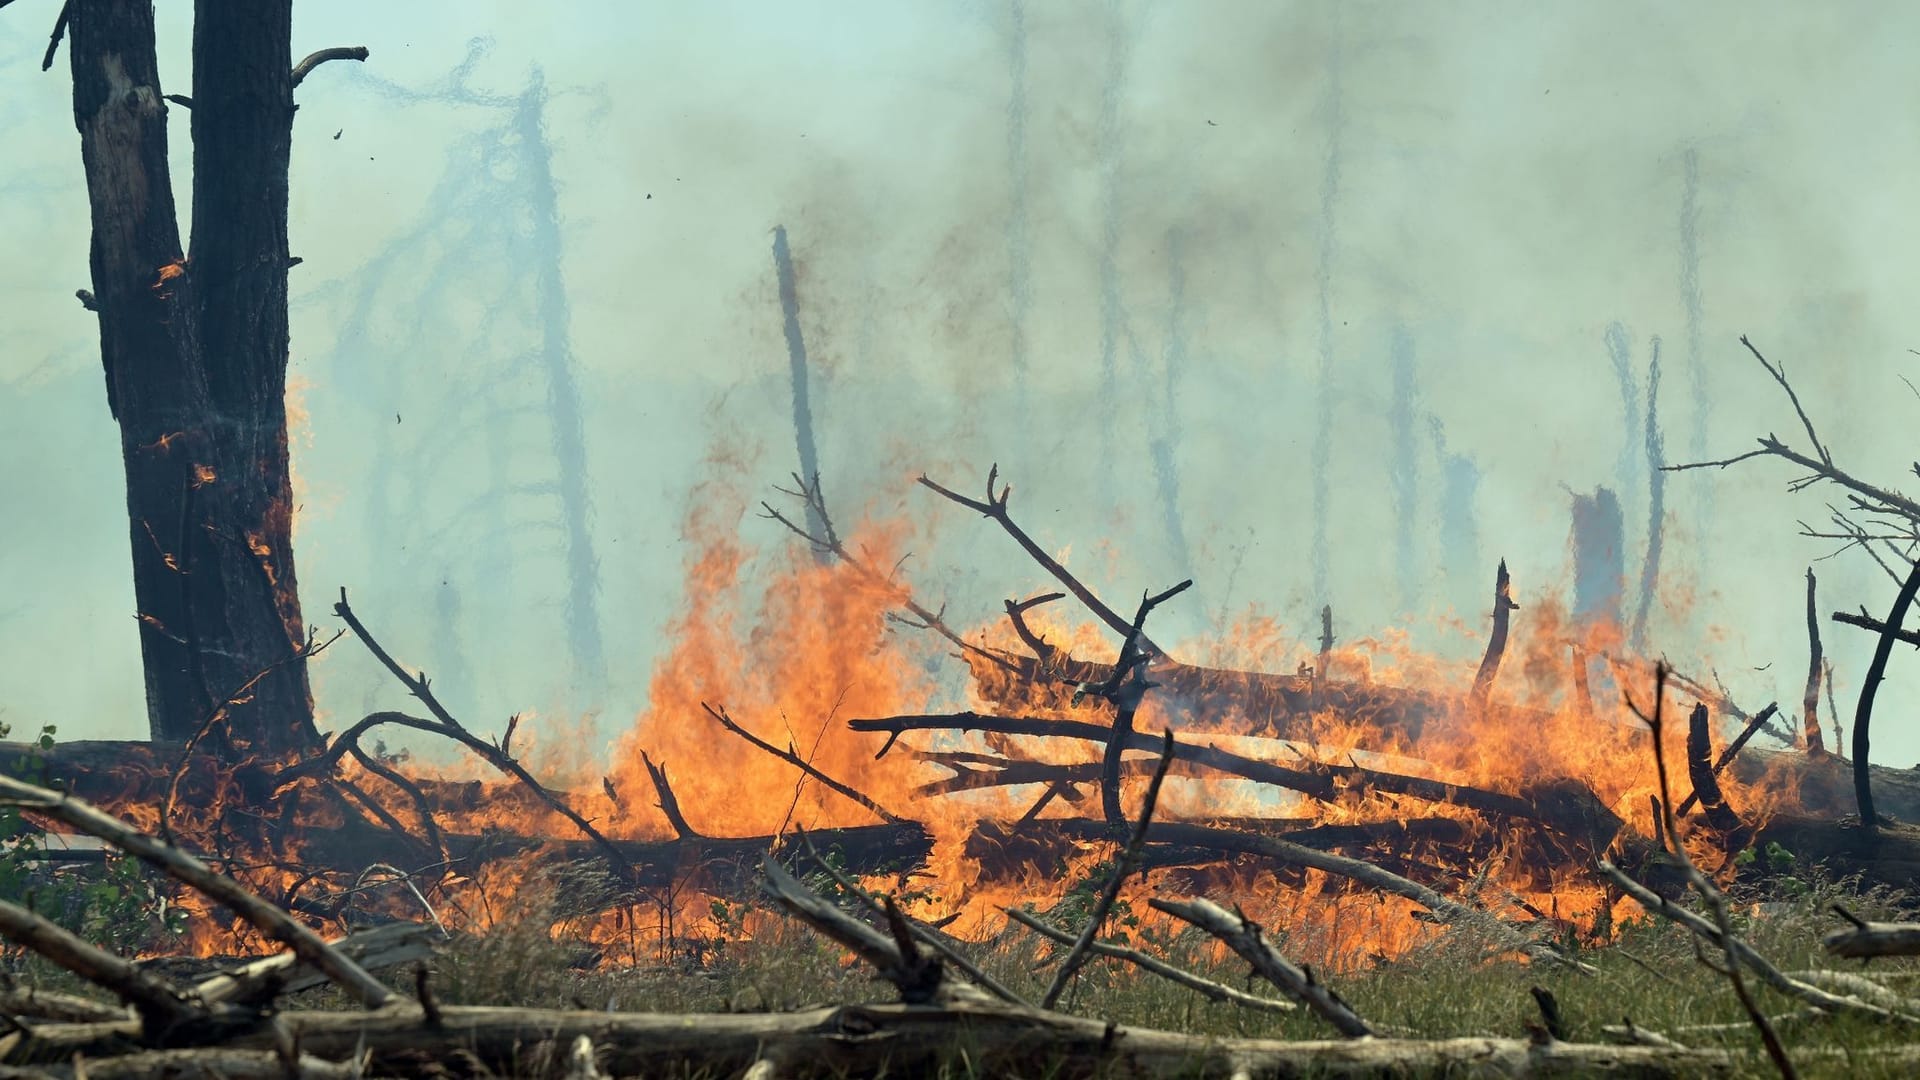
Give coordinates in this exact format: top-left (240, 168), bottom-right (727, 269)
top-left (1604, 322), bottom-right (1641, 495)
top-left (1092, 1), bottom-right (1131, 511)
top-left (1429, 417), bottom-right (1482, 613)
top-left (1569, 487), bottom-right (1625, 629)
top-left (516, 71), bottom-right (610, 701)
top-left (1389, 326), bottom-right (1419, 612)
top-left (1311, 11), bottom-right (1345, 612)
top-left (1629, 341), bottom-right (1666, 653)
top-left (1003, 0), bottom-right (1033, 456)
top-left (1150, 230), bottom-right (1193, 579)
top-left (1679, 147), bottom-right (1708, 466)
top-left (303, 46), bottom-right (608, 716)
top-left (771, 225), bottom-right (829, 556)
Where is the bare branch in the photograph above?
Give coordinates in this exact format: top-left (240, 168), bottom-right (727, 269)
top-left (1042, 730), bottom-right (1176, 1008)
top-left (290, 46), bottom-right (368, 88)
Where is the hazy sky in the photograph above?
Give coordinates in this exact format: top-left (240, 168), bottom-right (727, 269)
top-left (4, 2), bottom-right (1919, 768)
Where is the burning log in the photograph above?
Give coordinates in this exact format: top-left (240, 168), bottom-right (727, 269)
top-left (1681, 702), bottom-right (1746, 837)
top-left (848, 712), bottom-right (1625, 850)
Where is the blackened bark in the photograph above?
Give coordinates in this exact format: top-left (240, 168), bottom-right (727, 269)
top-left (67, 1), bottom-right (317, 756)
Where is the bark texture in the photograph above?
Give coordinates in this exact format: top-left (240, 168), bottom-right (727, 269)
top-left (68, 1), bottom-right (317, 756)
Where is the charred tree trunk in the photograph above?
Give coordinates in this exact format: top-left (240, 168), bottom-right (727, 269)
top-left (68, 2), bottom-right (318, 756)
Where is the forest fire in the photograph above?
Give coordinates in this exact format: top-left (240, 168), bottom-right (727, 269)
top-left (4, 464), bottom-right (1905, 979)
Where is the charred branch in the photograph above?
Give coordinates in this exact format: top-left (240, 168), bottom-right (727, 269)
top-left (1469, 559), bottom-right (1518, 716)
top-left (317, 590), bottom-right (635, 879)
top-left (1680, 702), bottom-right (1745, 837)
top-left (1832, 609), bottom-right (1920, 649)
top-left (702, 703), bottom-right (905, 825)
top-left (1852, 555), bottom-right (1920, 828)
top-left (1675, 702), bottom-right (1778, 819)
top-left (919, 464), bottom-right (1163, 657)
top-left (1150, 896), bottom-right (1375, 1037)
top-left (289, 46), bottom-right (368, 88)
top-left (639, 751), bottom-right (700, 839)
top-left (850, 711), bottom-right (1624, 848)
top-left (1804, 569), bottom-right (1827, 753)
top-left (1043, 730), bottom-right (1175, 1007)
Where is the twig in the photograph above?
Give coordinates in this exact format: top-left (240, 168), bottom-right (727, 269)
top-left (1741, 335), bottom-right (1831, 468)
top-left (319, 589), bottom-right (635, 880)
top-left (1469, 560), bottom-right (1518, 716)
top-left (702, 703), bottom-right (904, 825)
top-left (1851, 555), bottom-right (1920, 828)
top-left (290, 46), bottom-right (369, 88)
top-left (1151, 897), bottom-right (1375, 1037)
top-left (0, 775), bottom-right (394, 1009)
top-left (1004, 908), bottom-right (1294, 1014)
top-left (1043, 730), bottom-right (1176, 1008)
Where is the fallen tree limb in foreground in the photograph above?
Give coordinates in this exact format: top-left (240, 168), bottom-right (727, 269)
top-left (8, 1000), bottom-right (1733, 1078)
top-left (1825, 909), bottom-right (1920, 959)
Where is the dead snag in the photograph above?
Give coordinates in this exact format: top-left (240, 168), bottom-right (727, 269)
top-left (1804, 569), bottom-right (1827, 754)
top-left (1469, 559), bottom-right (1518, 716)
top-left (1679, 703), bottom-right (1746, 838)
top-left (1676, 702), bottom-right (1778, 819)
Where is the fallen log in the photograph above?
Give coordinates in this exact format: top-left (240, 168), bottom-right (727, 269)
top-left (6, 1000), bottom-right (1732, 1077)
top-left (1825, 911), bottom-right (1920, 959)
top-left (973, 654), bottom-right (1454, 741)
top-left (850, 712), bottom-right (1624, 850)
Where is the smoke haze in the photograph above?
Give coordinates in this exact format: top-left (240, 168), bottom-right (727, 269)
top-left (3, 2), bottom-right (1918, 767)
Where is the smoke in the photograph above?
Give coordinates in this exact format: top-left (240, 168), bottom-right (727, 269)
top-left (1310, 9), bottom-right (1345, 613)
top-left (1092, 0), bottom-right (1131, 512)
top-left (1389, 325), bottom-right (1419, 611)
top-left (300, 44), bottom-right (608, 717)
top-left (1149, 229), bottom-right (1193, 578)
top-left (1629, 340), bottom-right (1666, 653)
top-left (1429, 416), bottom-right (1482, 614)
top-left (1003, 0), bottom-right (1034, 464)
top-left (1569, 487), bottom-right (1625, 629)
top-left (1679, 147), bottom-right (1708, 466)
top-left (771, 225), bottom-right (829, 555)
top-left (1605, 322), bottom-right (1641, 496)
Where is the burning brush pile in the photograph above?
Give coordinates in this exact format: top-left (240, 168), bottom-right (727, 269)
top-left (3, 457), bottom-right (1920, 1074)
top-left (6, 462), bottom-right (1917, 974)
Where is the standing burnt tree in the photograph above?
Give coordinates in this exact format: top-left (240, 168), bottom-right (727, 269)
top-left (25, 0), bottom-right (365, 756)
